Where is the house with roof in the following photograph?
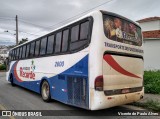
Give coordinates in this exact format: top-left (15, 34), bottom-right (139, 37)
top-left (137, 17), bottom-right (160, 70)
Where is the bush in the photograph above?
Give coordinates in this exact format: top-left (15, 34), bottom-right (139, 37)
top-left (144, 71), bottom-right (160, 94)
top-left (0, 64), bottom-right (6, 70)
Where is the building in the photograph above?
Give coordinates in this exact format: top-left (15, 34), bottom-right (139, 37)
top-left (0, 46), bottom-right (9, 64)
top-left (137, 17), bottom-right (160, 70)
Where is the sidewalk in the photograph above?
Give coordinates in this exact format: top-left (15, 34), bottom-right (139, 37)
top-left (138, 93), bottom-right (160, 103)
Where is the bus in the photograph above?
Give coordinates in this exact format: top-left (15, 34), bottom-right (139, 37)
top-left (6, 10), bottom-right (144, 110)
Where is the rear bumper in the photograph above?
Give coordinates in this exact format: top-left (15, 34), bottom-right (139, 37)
top-left (90, 87), bottom-right (144, 110)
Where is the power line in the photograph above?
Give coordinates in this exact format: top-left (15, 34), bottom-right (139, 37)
top-left (0, 28), bottom-right (40, 37)
top-left (48, 0), bottom-right (114, 28)
top-left (0, 17), bottom-right (51, 29)
top-left (18, 18), bottom-right (52, 29)
top-left (18, 30), bottom-right (40, 36)
top-left (34, 0), bottom-right (114, 34)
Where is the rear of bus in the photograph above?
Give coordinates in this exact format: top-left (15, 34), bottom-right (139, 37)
top-left (90, 11), bottom-right (144, 110)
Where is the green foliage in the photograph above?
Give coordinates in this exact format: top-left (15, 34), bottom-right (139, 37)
top-left (0, 64), bottom-right (6, 70)
top-left (144, 71), bottom-right (160, 94)
top-left (19, 38), bottom-right (28, 45)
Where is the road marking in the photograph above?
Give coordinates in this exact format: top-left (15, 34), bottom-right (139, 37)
top-left (0, 104), bottom-right (15, 119)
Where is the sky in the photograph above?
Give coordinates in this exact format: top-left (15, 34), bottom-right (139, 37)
top-left (0, 0), bottom-right (159, 46)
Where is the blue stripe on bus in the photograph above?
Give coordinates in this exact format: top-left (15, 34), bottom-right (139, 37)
top-left (9, 55), bottom-right (89, 109)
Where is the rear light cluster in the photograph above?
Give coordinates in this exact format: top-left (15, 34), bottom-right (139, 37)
top-left (95, 75), bottom-right (103, 91)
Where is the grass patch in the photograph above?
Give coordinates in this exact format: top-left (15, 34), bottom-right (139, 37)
top-left (144, 71), bottom-right (160, 94)
top-left (133, 100), bottom-right (160, 112)
top-left (0, 64), bottom-right (6, 70)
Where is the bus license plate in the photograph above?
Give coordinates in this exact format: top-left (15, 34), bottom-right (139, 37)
top-left (122, 89), bottom-right (129, 94)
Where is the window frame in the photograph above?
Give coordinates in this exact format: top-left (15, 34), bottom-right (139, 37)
top-left (10, 17), bottom-right (93, 60)
top-left (34, 39), bottom-right (41, 57)
top-left (29, 41), bottom-right (36, 58)
top-left (40, 37), bottom-right (47, 56)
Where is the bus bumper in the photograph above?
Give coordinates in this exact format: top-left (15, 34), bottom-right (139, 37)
top-left (90, 87), bottom-right (144, 110)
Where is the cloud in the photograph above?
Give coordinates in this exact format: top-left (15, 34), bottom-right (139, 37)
top-left (0, 0), bottom-right (159, 46)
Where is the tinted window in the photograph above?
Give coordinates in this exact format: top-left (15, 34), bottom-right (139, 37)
top-left (22, 45), bottom-right (26, 58)
top-left (13, 50), bottom-right (16, 60)
top-left (71, 25), bottom-right (79, 42)
top-left (19, 47), bottom-right (22, 59)
top-left (47, 35), bottom-right (54, 54)
top-left (35, 40), bottom-right (40, 56)
top-left (9, 51), bottom-right (12, 61)
top-left (30, 42), bottom-right (35, 57)
top-left (62, 29), bottom-right (69, 52)
top-left (70, 40), bottom-right (88, 51)
top-left (55, 32), bottom-right (62, 53)
top-left (80, 21), bottom-right (89, 40)
top-left (26, 44), bottom-right (30, 58)
top-left (16, 48), bottom-right (19, 59)
top-left (40, 37), bottom-right (47, 55)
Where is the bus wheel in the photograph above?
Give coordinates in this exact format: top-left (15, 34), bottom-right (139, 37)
top-left (41, 81), bottom-right (51, 102)
top-left (10, 75), bottom-right (15, 86)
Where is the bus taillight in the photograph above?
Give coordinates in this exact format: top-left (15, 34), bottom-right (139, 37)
top-left (95, 75), bottom-right (103, 91)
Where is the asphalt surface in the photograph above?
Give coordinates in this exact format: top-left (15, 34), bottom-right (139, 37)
top-left (0, 72), bottom-right (159, 119)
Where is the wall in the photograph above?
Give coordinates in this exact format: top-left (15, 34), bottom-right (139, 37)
top-left (143, 39), bottom-right (160, 70)
top-left (140, 20), bottom-right (160, 31)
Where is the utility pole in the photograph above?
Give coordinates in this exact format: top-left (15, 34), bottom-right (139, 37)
top-left (15, 15), bottom-right (18, 45)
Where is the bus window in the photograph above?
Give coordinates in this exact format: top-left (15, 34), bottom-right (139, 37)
top-left (55, 32), bottom-right (62, 53)
top-left (103, 15), bottom-right (142, 46)
top-left (80, 21), bottom-right (89, 40)
top-left (40, 37), bottom-right (47, 55)
top-left (19, 47), bottom-right (22, 59)
top-left (47, 35), bottom-right (54, 54)
top-left (22, 45), bottom-right (26, 58)
top-left (71, 25), bottom-right (79, 42)
top-left (30, 42), bottom-right (35, 57)
top-left (62, 29), bottom-right (69, 52)
top-left (35, 40), bottom-right (40, 57)
top-left (70, 21), bottom-right (90, 51)
top-left (26, 44), bottom-right (30, 58)
top-left (16, 48), bottom-right (19, 60)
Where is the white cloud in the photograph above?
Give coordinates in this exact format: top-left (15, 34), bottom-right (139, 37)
top-left (0, 0), bottom-right (159, 45)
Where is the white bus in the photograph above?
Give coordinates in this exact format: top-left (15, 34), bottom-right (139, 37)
top-left (6, 10), bottom-right (144, 110)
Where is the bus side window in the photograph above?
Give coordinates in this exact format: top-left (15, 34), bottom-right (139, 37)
top-left (9, 51), bottom-right (12, 61)
top-left (19, 47), bottom-right (22, 59)
top-left (26, 44), bottom-right (30, 58)
top-left (12, 50), bottom-right (14, 60)
top-left (16, 48), bottom-right (19, 60)
top-left (22, 45), bottom-right (26, 59)
top-left (29, 42), bottom-right (35, 57)
top-left (71, 25), bottom-right (79, 42)
top-left (55, 32), bottom-right (62, 53)
top-left (62, 29), bottom-right (69, 52)
top-left (14, 49), bottom-right (16, 60)
top-left (35, 40), bottom-right (40, 57)
top-left (70, 21), bottom-right (90, 51)
top-left (40, 37), bottom-right (47, 55)
top-left (47, 35), bottom-right (54, 54)
top-left (80, 21), bottom-right (89, 40)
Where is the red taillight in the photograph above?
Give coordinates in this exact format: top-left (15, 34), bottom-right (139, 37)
top-left (95, 75), bottom-right (103, 91)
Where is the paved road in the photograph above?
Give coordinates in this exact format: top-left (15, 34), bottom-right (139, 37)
top-left (0, 72), bottom-right (159, 119)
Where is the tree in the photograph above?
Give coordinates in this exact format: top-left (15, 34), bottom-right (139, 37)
top-left (18, 38), bottom-right (28, 45)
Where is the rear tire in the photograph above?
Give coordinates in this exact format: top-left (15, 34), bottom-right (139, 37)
top-left (10, 75), bottom-right (15, 86)
top-left (41, 81), bottom-right (51, 102)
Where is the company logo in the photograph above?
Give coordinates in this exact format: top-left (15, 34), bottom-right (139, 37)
top-left (20, 60), bottom-right (35, 80)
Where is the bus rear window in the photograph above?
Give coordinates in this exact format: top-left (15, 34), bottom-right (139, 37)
top-left (103, 15), bottom-right (142, 46)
